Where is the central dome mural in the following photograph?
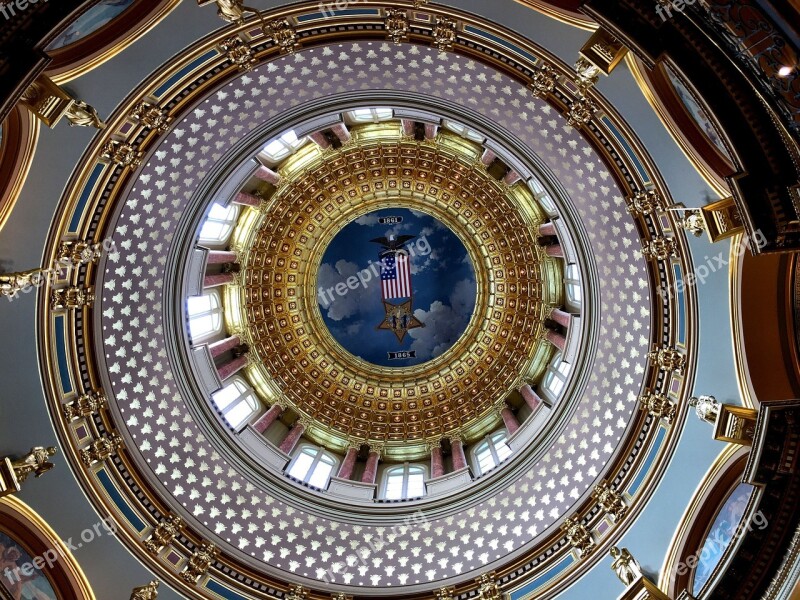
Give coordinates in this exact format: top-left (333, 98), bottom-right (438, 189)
top-left (318, 208), bottom-right (477, 367)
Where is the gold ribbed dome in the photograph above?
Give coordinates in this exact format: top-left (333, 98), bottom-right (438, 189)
top-left (231, 124), bottom-right (561, 458)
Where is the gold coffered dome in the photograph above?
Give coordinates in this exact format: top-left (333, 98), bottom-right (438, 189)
top-left (230, 124), bottom-right (561, 458)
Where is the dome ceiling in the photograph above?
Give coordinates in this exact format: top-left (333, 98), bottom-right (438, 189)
top-left (238, 131), bottom-right (552, 455)
top-left (37, 4), bottom-right (697, 599)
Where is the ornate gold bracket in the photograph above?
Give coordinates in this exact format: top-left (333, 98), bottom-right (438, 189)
top-left (20, 74), bottom-right (105, 129)
top-left (0, 447), bottom-right (57, 497)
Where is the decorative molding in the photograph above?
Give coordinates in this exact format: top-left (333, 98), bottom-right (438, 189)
top-left (641, 236), bottom-right (678, 262)
top-left (130, 101), bottom-right (171, 133)
top-left (386, 9), bottom-right (410, 43)
top-left (219, 36), bottom-right (257, 71)
top-left (561, 516), bottom-right (595, 557)
top-left (566, 95), bottom-right (597, 128)
top-left (647, 345), bottom-right (686, 375)
top-left (56, 239), bottom-right (104, 267)
top-left (144, 514), bottom-right (183, 554)
top-left (638, 392), bottom-right (676, 424)
top-left (51, 286), bottom-right (95, 309)
top-left (63, 389), bottom-right (106, 421)
top-left (592, 480), bottom-right (628, 521)
top-left (476, 572), bottom-right (501, 600)
top-left (100, 140), bottom-right (142, 168)
top-left (626, 189), bottom-right (664, 217)
top-left (432, 17), bottom-right (457, 51)
top-left (180, 541), bottom-right (218, 584)
top-left (528, 63), bottom-right (559, 98)
top-left (79, 433), bottom-right (123, 466)
top-left (264, 18), bottom-right (300, 54)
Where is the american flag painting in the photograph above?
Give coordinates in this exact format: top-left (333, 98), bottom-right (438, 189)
top-left (381, 252), bottom-right (412, 299)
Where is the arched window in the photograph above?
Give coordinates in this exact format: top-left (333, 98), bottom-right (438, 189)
top-left (347, 108), bottom-right (393, 123)
top-left (565, 263), bottom-right (582, 308)
top-left (528, 177), bottom-right (557, 215)
top-left (187, 291), bottom-right (222, 342)
top-left (287, 445), bottom-right (337, 489)
top-left (473, 431), bottom-right (512, 476)
top-left (198, 202), bottom-right (239, 245)
top-left (260, 129), bottom-right (307, 163)
top-left (541, 353), bottom-right (571, 400)
top-left (442, 119), bottom-right (484, 143)
top-left (211, 377), bottom-right (259, 430)
top-left (382, 464), bottom-right (426, 500)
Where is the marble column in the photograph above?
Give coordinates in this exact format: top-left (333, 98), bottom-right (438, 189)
top-left (231, 191), bottom-right (261, 207)
top-left (499, 406), bottom-right (521, 436)
top-left (331, 123), bottom-right (351, 143)
top-left (539, 221), bottom-right (557, 237)
top-left (203, 273), bottom-right (234, 289)
top-left (361, 446), bottom-right (382, 484)
top-left (207, 250), bottom-right (238, 265)
top-left (545, 329), bottom-right (567, 352)
top-left (424, 123), bottom-right (439, 139)
top-left (336, 446), bottom-right (359, 480)
top-left (430, 442), bottom-right (445, 479)
top-left (480, 148), bottom-right (497, 166)
top-left (309, 131), bottom-right (331, 149)
top-left (252, 403), bottom-right (283, 434)
top-left (279, 421), bottom-right (306, 454)
top-left (401, 119), bottom-right (415, 137)
top-left (504, 171), bottom-right (521, 185)
top-left (545, 244), bottom-right (564, 258)
top-left (217, 354), bottom-right (248, 381)
top-left (519, 384), bottom-right (543, 412)
top-left (450, 438), bottom-right (467, 471)
top-left (253, 166), bottom-right (281, 186)
top-left (549, 307), bottom-right (572, 328)
top-left (208, 335), bottom-right (241, 358)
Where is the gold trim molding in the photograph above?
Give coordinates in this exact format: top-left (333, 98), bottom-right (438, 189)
top-left (0, 106), bottom-right (39, 232)
top-left (625, 54), bottom-right (732, 199)
top-left (512, 0), bottom-right (596, 31)
top-left (728, 233), bottom-right (757, 410)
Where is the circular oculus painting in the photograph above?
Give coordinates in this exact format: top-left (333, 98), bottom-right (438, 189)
top-left (317, 208), bottom-right (477, 367)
